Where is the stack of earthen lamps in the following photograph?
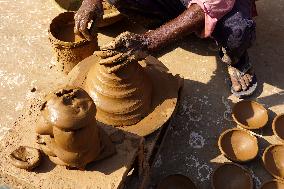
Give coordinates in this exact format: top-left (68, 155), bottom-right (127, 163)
top-left (213, 100), bottom-right (284, 189)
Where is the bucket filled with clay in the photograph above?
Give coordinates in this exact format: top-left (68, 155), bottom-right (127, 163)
top-left (48, 12), bottom-right (98, 74)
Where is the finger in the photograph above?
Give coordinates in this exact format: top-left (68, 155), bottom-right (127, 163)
top-left (80, 19), bottom-right (92, 41)
top-left (95, 50), bottom-right (120, 59)
top-left (74, 16), bottom-right (80, 35)
top-left (100, 32), bottom-right (130, 50)
top-left (107, 59), bottom-right (132, 73)
top-left (99, 53), bottom-right (128, 65)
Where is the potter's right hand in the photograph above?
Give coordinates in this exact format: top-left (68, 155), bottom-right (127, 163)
top-left (74, 0), bottom-right (103, 41)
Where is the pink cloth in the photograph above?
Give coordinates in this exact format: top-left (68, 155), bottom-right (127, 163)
top-left (181, 0), bottom-right (236, 37)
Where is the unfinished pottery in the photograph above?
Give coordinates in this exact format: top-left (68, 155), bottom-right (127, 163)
top-left (85, 54), bottom-right (152, 127)
top-left (263, 145), bottom-right (284, 180)
top-left (67, 55), bottom-right (182, 136)
top-left (49, 12), bottom-right (98, 74)
top-left (211, 163), bottom-right (253, 189)
top-left (272, 114), bottom-right (284, 141)
top-left (261, 180), bottom-right (284, 189)
top-left (157, 174), bottom-right (197, 189)
top-left (218, 128), bottom-right (258, 162)
top-left (10, 146), bottom-right (41, 170)
top-left (36, 87), bottom-right (115, 169)
top-left (232, 100), bottom-right (268, 130)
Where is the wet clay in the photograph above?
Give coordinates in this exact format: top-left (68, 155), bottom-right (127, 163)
top-left (49, 12), bottom-right (98, 74)
top-left (218, 128), bottom-right (258, 162)
top-left (85, 54), bottom-right (152, 127)
top-left (263, 145), bottom-right (284, 180)
top-left (272, 114), bottom-right (284, 141)
top-left (36, 87), bottom-right (115, 169)
top-left (10, 146), bottom-right (41, 170)
top-left (261, 180), bottom-right (284, 189)
top-left (232, 100), bottom-right (268, 130)
top-left (67, 55), bottom-right (182, 136)
top-left (211, 163), bottom-right (253, 189)
top-left (157, 174), bottom-right (197, 189)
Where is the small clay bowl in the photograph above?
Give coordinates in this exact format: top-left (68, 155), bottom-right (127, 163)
top-left (211, 163), bottom-right (253, 189)
top-left (260, 180), bottom-right (284, 189)
top-left (10, 146), bottom-right (41, 170)
top-left (49, 12), bottom-right (98, 74)
top-left (157, 174), bottom-right (197, 189)
top-left (218, 128), bottom-right (258, 162)
top-left (262, 145), bottom-right (284, 180)
top-left (232, 100), bottom-right (268, 130)
top-left (272, 114), bottom-right (284, 141)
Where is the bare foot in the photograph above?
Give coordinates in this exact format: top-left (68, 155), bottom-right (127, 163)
top-left (228, 66), bottom-right (255, 92)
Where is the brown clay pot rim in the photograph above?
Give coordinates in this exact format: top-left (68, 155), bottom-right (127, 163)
top-left (211, 163), bottom-right (253, 189)
top-left (272, 114), bottom-right (284, 141)
top-left (262, 144), bottom-right (284, 180)
top-left (260, 179), bottom-right (284, 189)
top-left (157, 174), bottom-right (196, 189)
top-left (232, 100), bottom-right (268, 130)
top-left (48, 12), bottom-right (94, 48)
top-left (218, 128), bottom-right (259, 163)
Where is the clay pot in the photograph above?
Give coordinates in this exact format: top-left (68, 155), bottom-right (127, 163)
top-left (218, 128), bottom-right (258, 162)
top-left (85, 56), bottom-right (152, 126)
top-left (260, 180), bottom-right (284, 189)
top-left (48, 12), bottom-right (98, 74)
top-left (272, 114), bottom-right (284, 141)
top-left (262, 145), bottom-right (284, 180)
top-left (232, 100), bottom-right (268, 130)
top-left (10, 146), bottom-right (41, 170)
top-left (157, 174), bottom-right (197, 189)
top-left (211, 163), bottom-right (253, 189)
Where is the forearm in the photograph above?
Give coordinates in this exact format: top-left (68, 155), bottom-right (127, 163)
top-left (144, 4), bottom-right (205, 51)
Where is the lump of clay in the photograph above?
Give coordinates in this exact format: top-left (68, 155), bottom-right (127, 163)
top-left (36, 87), bottom-right (115, 169)
top-left (10, 146), bottom-right (41, 170)
top-left (85, 52), bottom-right (152, 126)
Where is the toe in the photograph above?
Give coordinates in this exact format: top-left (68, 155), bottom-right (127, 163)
top-left (239, 77), bottom-right (248, 91)
top-left (243, 75), bottom-right (250, 87)
top-left (230, 75), bottom-right (242, 92)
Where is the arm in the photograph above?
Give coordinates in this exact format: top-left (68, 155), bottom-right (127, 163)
top-left (144, 4), bottom-right (205, 51)
top-left (74, 0), bottom-right (103, 40)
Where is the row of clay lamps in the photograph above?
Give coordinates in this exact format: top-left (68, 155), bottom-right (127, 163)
top-left (214, 100), bottom-right (284, 189)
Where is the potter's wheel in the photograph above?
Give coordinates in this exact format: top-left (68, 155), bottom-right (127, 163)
top-left (67, 55), bottom-right (183, 136)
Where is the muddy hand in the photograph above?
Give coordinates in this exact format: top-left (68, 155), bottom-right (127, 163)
top-left (74, 0), bottom-right (103, 41)
top-left (99, 32), bottom-right (148, 64)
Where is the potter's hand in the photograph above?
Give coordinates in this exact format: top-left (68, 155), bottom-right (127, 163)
top-left (74, 0), bottom-right (103, 41)
top-left (98, 32), bottom-right (148, 64)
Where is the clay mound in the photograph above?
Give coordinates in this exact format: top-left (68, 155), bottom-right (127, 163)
top-left (85, 57), bottom-right (152, 127)
top-left (36, 87), bottom-right (114, 168)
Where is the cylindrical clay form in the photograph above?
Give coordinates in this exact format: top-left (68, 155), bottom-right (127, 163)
top-left (36, 87), bottom-right (102, 168)
top-left (85, 57), bottom-right (152, 126)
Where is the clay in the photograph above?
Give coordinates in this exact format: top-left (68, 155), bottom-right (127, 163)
top-left (67, 55), bottom-right (182, 136)
top-left (10, 146), bottom-right (41, 170)
top-left (218, 128), bottom-right (258, 162)
top-left (262, 145), bottom-right (284, 180)
top-left (53, 0), bottom-right (82, 11)
top-left (272, 114), bottom-right (284, 141)
top-left (157, 174), bottom-right (197, 189)
top-left (96, 0), bottom-right (124, 27)
top-left (261, 180), bottom-right (284, 189)
top-left (49, 12), bottom-right (98, 74)
top-left (211, 163), bottom-right (253, 189)
top-left (36, 87), bottom-right (115, 169)
top-left (85, 53), bottom-right (153, 127)
top-left (232, 100), bottom-right (268, 129)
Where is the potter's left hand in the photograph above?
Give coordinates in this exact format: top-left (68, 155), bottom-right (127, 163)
top-left (97, 32), bottom-right (149, 64)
